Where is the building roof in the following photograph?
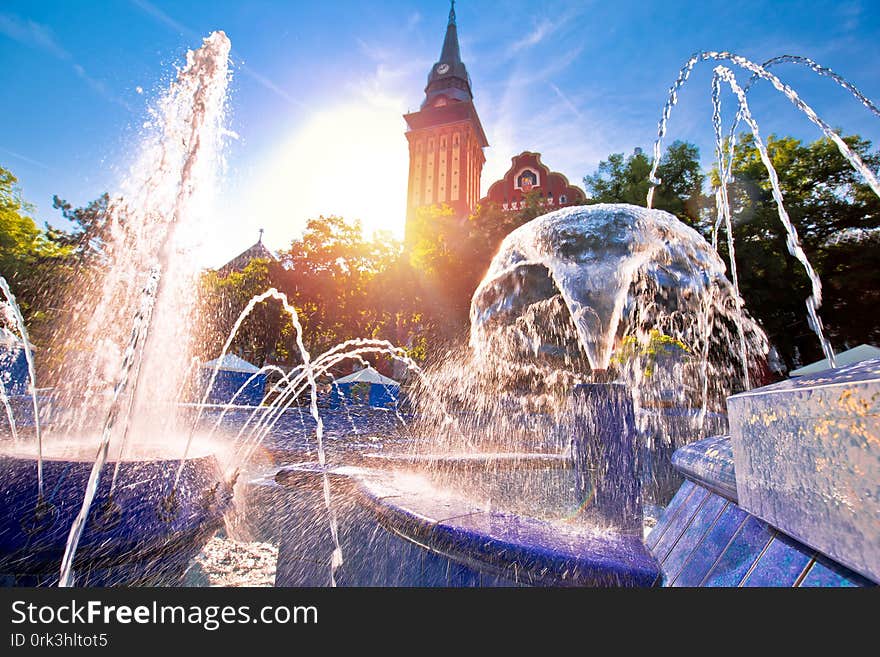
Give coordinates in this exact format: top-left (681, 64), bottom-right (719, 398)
top-left (789, 344), bottom-right (880, 377)
top-left (218, 230), bottom-right (277, 275)
top-left (335, 365), bottom-right (399, 386)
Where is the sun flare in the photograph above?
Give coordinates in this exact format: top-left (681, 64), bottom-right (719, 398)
top-left (246, 103), bottom-right (409, 244)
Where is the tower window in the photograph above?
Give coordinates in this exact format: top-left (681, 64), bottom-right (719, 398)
top-left (559, 195), bottom-right (567, 204)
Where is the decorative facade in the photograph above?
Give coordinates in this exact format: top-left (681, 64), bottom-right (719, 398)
top-left (480, 151), bottom-right (586, 212)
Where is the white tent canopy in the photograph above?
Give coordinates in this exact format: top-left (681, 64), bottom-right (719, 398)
top-left (789, 344), bottom-right (880, 377)
top-left (0, 327), bottom-right (33, 350)
top-left (202, 354), bottom-right (261, 373)
top-left (335, 365), bottom-right (399, 386)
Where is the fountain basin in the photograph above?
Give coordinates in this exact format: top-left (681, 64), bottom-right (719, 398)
top-left (270, 460), bottom-right (659, 587)
top-left (0, 444), bottom-right (232, 586)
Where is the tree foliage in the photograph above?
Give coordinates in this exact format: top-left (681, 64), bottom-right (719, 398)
top-left (718, 132), bottom-right (880, 368)
top-left (0, 166), bottom-right (73, 348)
top-left (4, 126), bottom-right (878, 379)
top-left (51, 193), bottom-right (113, 264)
top-left (197, 258), bottom-right (283, 365)
top-left (583, 133), bottom-right (880, 371)
top-left (583, 141), bottom-right (705, 228)
top-left (406, 192), bottom-right (581, 338)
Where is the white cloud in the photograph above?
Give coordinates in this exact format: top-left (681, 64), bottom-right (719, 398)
top-left (0, 13), bottom-right (70, 59)
top-left (508, 18), bottom-right (560, 54)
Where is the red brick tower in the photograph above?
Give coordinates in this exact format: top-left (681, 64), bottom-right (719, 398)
top-left (403, 1), bottom-right (488, 247)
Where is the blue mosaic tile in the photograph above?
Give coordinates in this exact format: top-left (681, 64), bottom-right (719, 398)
top-left (447, 561), bottom-right (481, 587)
top-left (479, 572), bottom-right (519, 587)
top-left (275, 557), bottom-right (331, 587)
top-left (798, 556), bottom-right (876, 588)
top-left (274, 497), bottom-right (337, 562)
top-left (421, 550), bottom-right (450, 587)
top-left (741, 532), bottom-right (813, 587)
top-left (646, 479), bottom-right (696, 550)
top-left (701, 515), bottom-right (773, 587)
top-left (432, 511), bottom-right (658, 587)
top-left (659, 493), bottom-right (728, 585)
top-left (380, 530), bottom-right (426, 587)
top-left (355, 469), bottom-right (659, 587)
top-left (670, 503), bottom-right (749, 587)
top-left (650, 485), bottom-right (710, 563)
top-left (335, 523), bottom-right (386, 587)
top-left (670, 435), bottom-right (738, 501)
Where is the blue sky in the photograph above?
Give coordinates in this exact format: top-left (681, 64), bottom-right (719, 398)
top-left (1, 0), bottom-right (878, 266)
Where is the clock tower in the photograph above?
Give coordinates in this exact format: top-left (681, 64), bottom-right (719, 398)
top-left (403, 1), bottom-right (488, 247)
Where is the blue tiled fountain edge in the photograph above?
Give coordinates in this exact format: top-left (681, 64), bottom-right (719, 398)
top-left (670, 434), bottom-right (738, 502)
top-left (648, 434), bottom-right (876, 587)
top-left (726, 358), bottom-right (880, 584)
top-left (353, 473), bottom-right (659, 587)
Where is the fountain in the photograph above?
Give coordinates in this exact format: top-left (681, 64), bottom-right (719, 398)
top-left (1, 36), bottom-right (878, 588)
top-left (263, 53), bottom-right (879, 588)
top-left (263, 202), bottom-right (768, 587)
top-left (0, 31), bottom-right (235, 586)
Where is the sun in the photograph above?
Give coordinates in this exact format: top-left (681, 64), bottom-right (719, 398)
top-left (245, 103), bottom-right (409, 244)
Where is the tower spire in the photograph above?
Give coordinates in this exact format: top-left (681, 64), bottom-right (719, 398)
top-left (440, 1), bottom-right (461, 64)
top-left (421, 1), bottom-right (471, 108)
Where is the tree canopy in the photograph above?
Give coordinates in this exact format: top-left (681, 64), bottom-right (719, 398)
top-left (0, 166), bottom-right (73, 348)
top-left (583, 140), bottom-right (705, 228)
top-left (716, 132), bottom-right (880, 367)
top-left (3, 127), bottom-right (878, 379)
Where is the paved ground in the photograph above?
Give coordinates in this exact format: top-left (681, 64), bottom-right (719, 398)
top-left (183, 535), bottom-right (279, 587)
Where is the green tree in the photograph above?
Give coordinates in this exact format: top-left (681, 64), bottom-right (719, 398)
top-left (406, 197), bottom-right (554, 339)
top-left (719, 132), bottom-right (880, 368)
top-left (197, 258), bottom-right (286, 366)
top-left (51, 193), bottom-right (113, 264)
top-left (0, 165), bottom-right (73, 349)
top-left (274, 215), bottom-right (403, 359)
top-left (583, 141), bottom-right (705, 228)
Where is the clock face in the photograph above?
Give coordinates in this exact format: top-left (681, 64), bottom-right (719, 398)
top-left (436, 63), bottom-right (450, 75)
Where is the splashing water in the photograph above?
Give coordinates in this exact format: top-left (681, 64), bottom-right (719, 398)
top-left (710, 74), bottom-right (750, 388)
top-left (470, 204), bottom-right (765, 374)
top-left (712, 64), bottom-right (836, 365)
top-left (1, 277), bottom-right (43, 495)
top-left (646, 51), bottom-right (880, 369)
top-left (0, 371), bottom-right (19, 442)
top-left (409, 204), bottom-right (767, 464)
top-left (51, 31), bottom-right (232, 587)
top-left (58, 267), bottom-right (160, 587)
